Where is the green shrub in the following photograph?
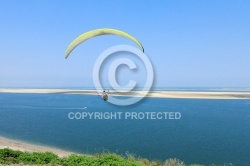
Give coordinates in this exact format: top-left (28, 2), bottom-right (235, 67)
top-left (164, 158), bottom-right (185, 166)
top-left (0, 148), bottom-right (22, 158)
top-left (18, 151), bottom-right (58, 164)
top-left (0, 148), bottom-right (231, 166)
top-left (0, 148), bottom-right (23, 164)
top-left (58, 154), bottom-right (96, 166)
top-left (97, 153), bottom-right (144, 166)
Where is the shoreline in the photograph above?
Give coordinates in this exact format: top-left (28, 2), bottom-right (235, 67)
top-left (0, 88), bottom-right (250, 99)
top-left (0, 136), bottom-right (79, 157)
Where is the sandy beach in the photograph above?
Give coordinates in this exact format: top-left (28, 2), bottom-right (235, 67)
top-left (0, 136), bottom-right (78, 157)
top-left (0, 88), bottom-right (250, 99)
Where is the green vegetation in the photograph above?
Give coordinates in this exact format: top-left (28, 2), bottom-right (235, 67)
top-left (0, 148), bottom-right (229, 166)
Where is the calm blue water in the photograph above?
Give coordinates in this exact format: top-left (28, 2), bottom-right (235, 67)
top-left (0, 93), bottom-right (249, 165)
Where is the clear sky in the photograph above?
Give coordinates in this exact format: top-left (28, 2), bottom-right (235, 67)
top-left (0, 0), bottom-right (250, 88)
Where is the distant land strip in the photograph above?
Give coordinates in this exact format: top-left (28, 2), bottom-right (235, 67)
top-left (1, 88), bottom-right (250, 99)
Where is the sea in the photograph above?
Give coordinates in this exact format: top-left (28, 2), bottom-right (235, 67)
top-left (0, 88), bottom-right (250, 165)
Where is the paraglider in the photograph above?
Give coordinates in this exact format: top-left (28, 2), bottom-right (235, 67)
top-left (65, 28), bottom-right (144, 59)
top-left (65, 28), bottom-right (145, 101)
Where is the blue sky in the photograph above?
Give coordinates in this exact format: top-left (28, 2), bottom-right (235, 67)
top-left (0, 0), bottom-right (250, 88)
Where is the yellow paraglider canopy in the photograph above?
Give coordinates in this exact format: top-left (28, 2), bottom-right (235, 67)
top-left (65, 28), bottom-right (144, 58)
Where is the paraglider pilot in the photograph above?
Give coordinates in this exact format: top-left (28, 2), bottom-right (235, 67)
top-left (102, 90), bottom-right (108, 101)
